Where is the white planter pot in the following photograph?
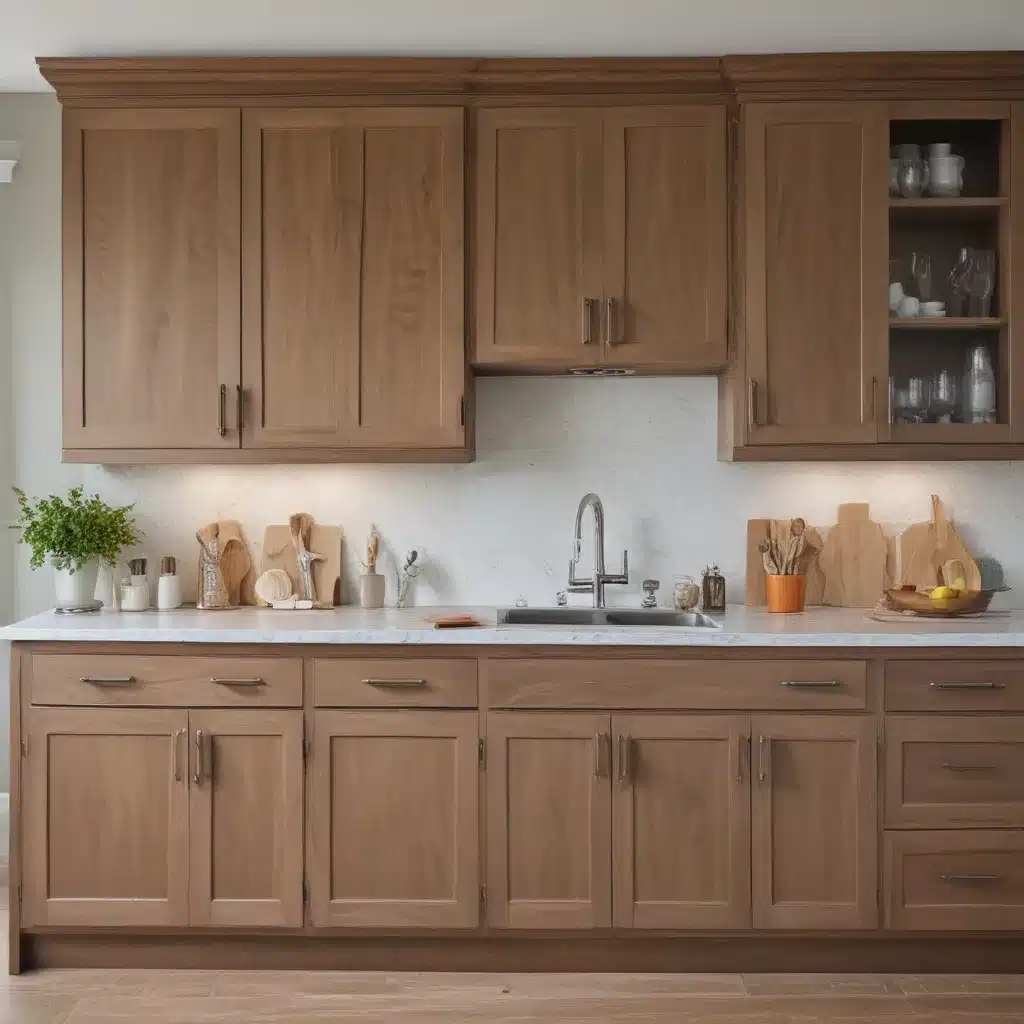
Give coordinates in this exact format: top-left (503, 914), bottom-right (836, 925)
top-left (53, 559), bottom-right (100, 611)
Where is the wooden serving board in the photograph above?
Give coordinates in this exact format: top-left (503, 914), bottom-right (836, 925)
top-left (215, 520), bottom-right (254, 607)
top-left (260, 522), bottom-right (343, 607)
top-left (819, 503), bottom-right (889, 609)
top-left (897, 494), bottom-right (981, 592)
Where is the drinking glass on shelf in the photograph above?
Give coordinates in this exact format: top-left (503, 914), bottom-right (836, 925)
top-left (968, 250), bottom-right (996, 318)
top-left (946, 247), bottom-right (974, 318)
top-left (911, 252), bottom-right (933, 302)
top-left (930, 370), bottom-right (960, 423)
top-left (905, 376), bottom-right (931, 424)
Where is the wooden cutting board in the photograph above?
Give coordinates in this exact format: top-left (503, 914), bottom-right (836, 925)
top-left (819, 503), bottom-right (889, 608)
top-left (898, 495), bottom-right (981, 592)
top-left (745, 518), bottom-right (826, 607)
top-left (215, 520), bottom-right (253, 607)
top-left (932, 495), bottom-right (982, 591)
top-left (260, 521), bottom-right (343, 607)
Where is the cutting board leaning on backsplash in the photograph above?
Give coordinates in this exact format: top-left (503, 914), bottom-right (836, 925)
top-left (259, 522), bottom-right (343, 607)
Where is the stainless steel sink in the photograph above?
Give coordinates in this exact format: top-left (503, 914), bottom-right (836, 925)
top-left (497, 608), bottom-right (720, 628)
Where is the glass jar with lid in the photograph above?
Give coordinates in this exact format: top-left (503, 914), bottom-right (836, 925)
top-left (672, 574), bottom-right (700, 612)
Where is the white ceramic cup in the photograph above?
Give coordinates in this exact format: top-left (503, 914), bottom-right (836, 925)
top-left (898, 295), bottom-right (920, 318)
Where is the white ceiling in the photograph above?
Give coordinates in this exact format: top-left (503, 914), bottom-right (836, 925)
top-left (3, 0), bottom-right (1024, 92)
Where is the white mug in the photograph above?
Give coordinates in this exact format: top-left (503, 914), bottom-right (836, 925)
top-left (928, 145), bottom-right (964, 197)
top-left (898, 295), bottom-right (920, 318)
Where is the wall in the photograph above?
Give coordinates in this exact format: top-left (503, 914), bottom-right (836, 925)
top-left (3, 93), bottom-right (1024, 779)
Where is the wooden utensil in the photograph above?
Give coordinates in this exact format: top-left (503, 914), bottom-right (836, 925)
top-left (819, 503), bottom-right (888, 608)
top-left (215, 520), bottom-right (252, 607)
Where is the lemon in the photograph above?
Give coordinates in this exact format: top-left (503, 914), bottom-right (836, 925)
top-left (930, 585), bottom-right (955, 600)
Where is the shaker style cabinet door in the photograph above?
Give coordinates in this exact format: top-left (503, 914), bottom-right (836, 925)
top-left (188, 710), bottom-right (304, 928)
top-left (741, 103), bottom-right (888, 445)
top-left (22, 708), bottom-right (190, 927)
top-left (474, 108), bottom-right (604, 368)
top-left (751, 715), bottom-right (878, 929)
top-left (603, 106), bottom-right (728, 369)
top-left (308, 710), bottom-right (480, 928)
top-left (242, 108), bottom-right (467, 453)
top-left (612, 714), bottom-right (751, 929)
top-left (62, 109), bottom-right (241, 453)
top-left (486, 712), bottom-right (612, 928)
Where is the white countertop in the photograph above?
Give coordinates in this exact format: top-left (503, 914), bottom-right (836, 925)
top-left (3, 604), bottom-right (1024, 647)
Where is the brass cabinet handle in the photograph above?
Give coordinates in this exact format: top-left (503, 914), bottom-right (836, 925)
top-left (581, 297), bottom-right (596, 345)
top-left (193, 728), bottom-right (204, 785)
top-left (236, 385), bottom-right (245, 431)
top-left (616, 734), bottom-right (633, 784)
top-left (362, 678), bottom-right (427, 688)
top-left (218, 384), bottom-right (227, 437)
top-left (80, 676), bottom-right (136, 686)
top-left (870, 375), bottom-right (878, 420)
top-left (605, 298), bottom-right (623, 345)
top-left (747, 378), bottom-right (759, 428)
top-left (173, 728), bottom-right (186, 783)
top-left (941, 873), bottom-right (1004, 884)
top-left (781, 680), bottom-right (839, 688)
top-left (758, 733), bottom-right (768, 783)
top-left (942, 762), bottom-right (997, 773)
top-left (930, 681), bottom-right (1005, 691)
top-left (593, 731), bottom-right (611, 778)
top-left (210, 677), bottom-right (264, 687)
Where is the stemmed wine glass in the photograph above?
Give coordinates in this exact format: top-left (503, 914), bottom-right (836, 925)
top-left (968, 250), bottom-right (996, 318)
top-left (910, 252), bottom-right (933, 302)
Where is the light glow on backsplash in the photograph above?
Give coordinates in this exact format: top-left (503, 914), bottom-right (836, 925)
top-left (10, 376), bottom-right (1022, 614)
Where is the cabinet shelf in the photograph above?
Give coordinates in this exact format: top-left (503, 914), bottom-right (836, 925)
top-left (889, 197), bottom-right (1006, 210)
top-left (889, 317), bottom-right (1006, 331)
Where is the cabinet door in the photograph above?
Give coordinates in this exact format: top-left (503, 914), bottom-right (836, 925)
top-left (243, 108), bottom-right (466, 451)
top-left (22, 708), bottom-right (189, 927)
top-left (189, 710), bottom-right (304, 928)
top-left (475, 108), bottom-right (604, 367)
top-left (613, 714), bottom-right (750, 929)
top-left (742, 103), bottom-right (887, 444)
top-left (309, 710), bottom-right (479, 928)
top-left (752, 715), bottom-right (877, 929)
top-left (603, 106), bottom-right (727, 369)
top-left (486, 712), bottom-right (611, 928)
top-left (63, 108), bottom-right (241, 451)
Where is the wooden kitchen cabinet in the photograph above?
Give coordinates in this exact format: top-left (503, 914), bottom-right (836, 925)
top-left (242, 108), bottom-right (468, 457)
top-left (474, 105), bottom-right (726, 371)
top-left (22, 708), bottom-right (190, 927)
top-left (308, 709), bottom-right (480, 928)
top-left (486, 712), bottom-right (612, 928)
top-left (62, 108), bottom-right (241, 455)
top-left (736, 103), bottom-right (888, 447)
top-left (751, 715), bottom-right (878, 929)
top-left (189, 710), bottom-right (304, 927)
top-left (612, 714), bottom-right (750, 929)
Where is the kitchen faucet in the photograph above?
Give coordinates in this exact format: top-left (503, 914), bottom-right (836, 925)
top-left (567, 492), bottom-right (629, 608)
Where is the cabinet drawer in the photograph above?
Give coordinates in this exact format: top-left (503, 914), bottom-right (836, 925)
top-left (486, 659), bottom-right (866, 710)
top-left (313, 659), bottom-right (477, 707)
top-left (885, 717), bottom-right (1024, 827)
top-left (28, 654), bottom-right (302, 707)
top-left (886, 661), bottom-right (1024, 712)
top-left (885, 830), bottom-right (1024, 931)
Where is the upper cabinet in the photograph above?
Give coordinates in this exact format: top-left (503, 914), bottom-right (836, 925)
top-left (474, 105), bottom-right (727, 372)
top-left (62, 108), bottom-right (241, 453)
top-left (242, 108), bottom-right (468, 456)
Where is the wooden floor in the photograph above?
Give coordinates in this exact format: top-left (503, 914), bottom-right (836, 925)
top-left (3, 896), bottom-right (1024, 1022)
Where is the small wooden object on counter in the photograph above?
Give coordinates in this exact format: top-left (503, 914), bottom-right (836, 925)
top-left (819, 503), bottom-right (888, 609)
top-left (766, 573), bottom-right (807, 613)
top-left (196, 524), bottom-right (231, 610)
top-left (433, 615), bottom-right (483, 629)
top-left (261, 520), bottom-right (342, 608)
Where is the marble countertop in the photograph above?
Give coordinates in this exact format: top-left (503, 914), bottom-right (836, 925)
top-left (3, 604), bottom-right (1024, 647)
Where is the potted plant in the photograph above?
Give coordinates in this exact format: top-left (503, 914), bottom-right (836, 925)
top-left (10, 486), bottom-right (142, 610)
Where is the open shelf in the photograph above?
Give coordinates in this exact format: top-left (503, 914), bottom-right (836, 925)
top-left (889, 317), bottom-right (1006, 330)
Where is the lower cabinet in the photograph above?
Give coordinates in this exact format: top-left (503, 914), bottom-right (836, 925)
top-left (486, 711), bottom-right (876, 931)
top-left (308, 709), bottom-right (480, 928)
top-left (22, 707), bottom-right (303, 928)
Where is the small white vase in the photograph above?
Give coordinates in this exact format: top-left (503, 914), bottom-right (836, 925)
top-left (359, 572), bottom-right (385, 609)
top-left (53, 559), bottom-right (100, 611)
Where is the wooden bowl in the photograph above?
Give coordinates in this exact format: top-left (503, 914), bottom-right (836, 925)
top-left (884, 588), bottom-right (996, 617)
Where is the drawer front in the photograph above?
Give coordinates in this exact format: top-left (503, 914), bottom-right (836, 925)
top-left (28, 654), bottom-right (302, 707)
top-left (885, 830), bottom-right (1024, 931)
top-left (885, 717), bottom-right (1024, 827)
top-left (486, 659), bottom-right (866, 710)
top-left (313, 659), bottom-right (477, 707)
top-left (887, 661), bottom-right (1024, 712)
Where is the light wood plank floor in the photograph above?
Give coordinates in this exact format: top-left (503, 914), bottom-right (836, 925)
top-left (2, 896), bottom-right (1023, 1023)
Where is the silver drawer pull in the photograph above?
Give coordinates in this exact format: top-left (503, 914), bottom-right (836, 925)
top-left (942, 762), bottom-right (997, 773)
top-left (780, 680), bottom-right (839, 688)
top-left (80, 676), bottom-right (136, 686)
top-left (210, 677), bottom-right (264, 686)
top-left (930, 681), bottom-right (1005, 691)
top-left (362, 678), bottom-right (427, 688)
top-left (940, 873), bottom-right (1004, 884)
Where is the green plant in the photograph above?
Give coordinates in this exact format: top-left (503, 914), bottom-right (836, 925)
top-left (10, 486), bottom-right (142, 572)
